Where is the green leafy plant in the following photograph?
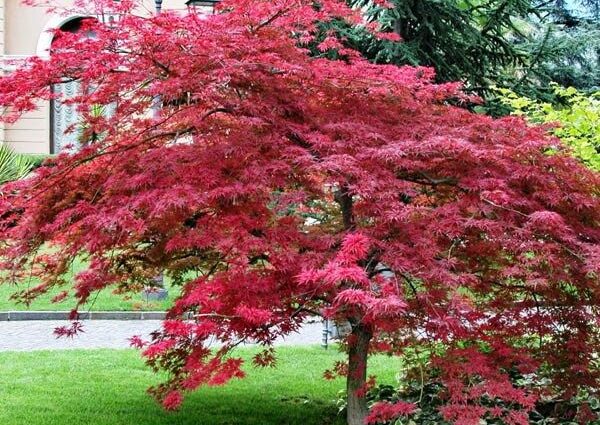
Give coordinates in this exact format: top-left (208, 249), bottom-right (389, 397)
top-left (361, 376), bottom-right (600, 424)
top-left (26, 154), bottom-right (53, 169)
top-left (497, 84), bottom-right (600, 171)
top-left (0, 144), bottom-right (35, 185)
top-left (78, 103), bottom-right (111, 146)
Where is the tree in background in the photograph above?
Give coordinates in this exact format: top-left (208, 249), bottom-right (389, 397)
top-left (322, 0), bottom-right (600, 103)
top-left (529, 2), bottom-right (600, 91)
top-left (0, 1), bottom-right (599, 424)
top-left (326, 0), bottom-right (532, 94)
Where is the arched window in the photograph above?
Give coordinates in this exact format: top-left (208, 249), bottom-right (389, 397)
top-left (50, 18), bottom-right (92, 154)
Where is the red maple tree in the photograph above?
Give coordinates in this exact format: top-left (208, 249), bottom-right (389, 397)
top-left (1, 1), bottom-right (599, 424)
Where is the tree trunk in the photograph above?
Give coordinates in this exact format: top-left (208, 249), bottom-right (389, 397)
top-left (346, 323), bottom-right (372, 425)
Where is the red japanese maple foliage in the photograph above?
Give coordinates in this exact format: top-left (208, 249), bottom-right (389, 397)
top-left (0, 1), bottom-right (599, 424)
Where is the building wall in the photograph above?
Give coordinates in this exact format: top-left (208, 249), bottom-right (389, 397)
top-left (1, 0), bottom-right (192, 154)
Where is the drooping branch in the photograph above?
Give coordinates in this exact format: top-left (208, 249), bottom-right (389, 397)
top-left (286, 131), bottom-right (322, 161)
top-left (396, 171), bottom-right (458, 187)
top-left (250, 7), bottom-right (293, 33)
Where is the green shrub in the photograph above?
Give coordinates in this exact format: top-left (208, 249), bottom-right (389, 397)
top-left (0, 144), bottom-right (36, 185)
top-left (24, 153), bottom-right (54, 169)
top-left (359, 379), bottom-right (600, 424)
top-left (496, 84), bottom-right (600, 171)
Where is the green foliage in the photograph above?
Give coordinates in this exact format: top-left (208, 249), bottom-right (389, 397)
top-left (320, 0), bottom-right (600, 106)
top-left (497, 84), bottom-right (600, 171)
top-left (329, 0), bottom-right (533, 93)
top-left (78, 104), bottom-right (111, 145)
top-left (0, 144), bottom-right (35, 185)
top-left (531, 21), bottom-right (600, 91)
top-left (26, 154), bottom-right (54, 169)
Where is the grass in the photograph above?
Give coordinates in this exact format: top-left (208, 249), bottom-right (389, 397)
top-left (0, 346), bottom-right (399, 425)
top-left (0, 254), bottom-right (180, 311)
top-left (0, 280), bottom-right (177, 312)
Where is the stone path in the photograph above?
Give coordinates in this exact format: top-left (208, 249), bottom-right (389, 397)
top-left (0, 320), bottom-right (325, 352)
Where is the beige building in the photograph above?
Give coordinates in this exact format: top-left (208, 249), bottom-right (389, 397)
top-left (0, 0), bottom-right (208, 154)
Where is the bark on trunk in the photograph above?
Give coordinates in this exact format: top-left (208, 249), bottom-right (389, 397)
top-left (346, 323), bottom-right (372, 425)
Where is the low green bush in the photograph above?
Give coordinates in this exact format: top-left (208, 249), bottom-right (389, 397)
top-left (0, 144), bottom-right (36, 185)
top-left (25, 153), bottom-right (55, 169)
top-left (357, 375), bottom-right (600, 424)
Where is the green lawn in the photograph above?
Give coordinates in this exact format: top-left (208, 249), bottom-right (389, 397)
top-left (0, 346), bottom-right (399, 425)
top-left (0, 280), bottom-right (177, 311)
top-left (0, 253), bottom-right (182, 311)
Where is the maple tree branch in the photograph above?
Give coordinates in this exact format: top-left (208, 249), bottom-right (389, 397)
top-left (397, 171), bottom-right (458, 187)
top-left (151, 58), bottom-right (172, 77)
top-left (286, 132), bottom-right (322, 161)
top-left (250, 7), bottom-right (292, 33)
top-left (334, 184), bottom-right (355, 231)
top-left (368, 267), bottom-right (392, 278)
top-left (481, 198), bottom-right (529, 217)
top-left (192, 313), bottom-right (237, 319)
top-left (27, 105), bottom-right (232, 197)
top-left (362, 249), bottom-right (382, 279)
top-left (290, 306), bottom-right (321, 319)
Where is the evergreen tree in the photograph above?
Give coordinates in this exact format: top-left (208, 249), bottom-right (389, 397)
top-left (321, 0), bottom-right (600, 101)
top-left (531, 3), bottom-right (600, 91)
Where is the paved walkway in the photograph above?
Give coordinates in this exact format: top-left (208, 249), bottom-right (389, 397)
top-left (0, 320), bottom-right (325, 351)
